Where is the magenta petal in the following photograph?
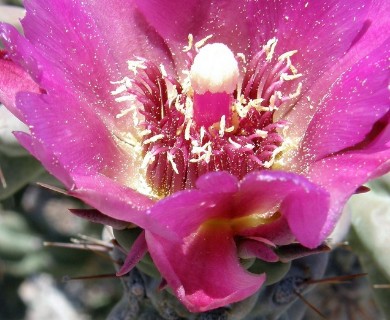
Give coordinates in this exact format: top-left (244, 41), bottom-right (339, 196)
top-left (117, 231), bottom-right (148, 276)
top-left (0, 23), bottom-right (63, 90)
top-left (134, 0), bottom-right (202, 42)
top-left (22, 0), bottom-right (173, 76)
top-left (282, 5), bottom-right (390, 142)
top-left (2, 1), bottom-right (167, 135)
top-left (240, 217), bottom-right (294, 246)
top-left (195, 171), bottom-right (238, 193)
top-left (146, 228), bottom-right (265, 312)
top-left (247, 0), bottom-right (370, 86)
top-left (238, 171), bottom-right (330, 248)
top-left (238, 239), bottom-right (279, 263)
top-left (299, 40), bottom-right (390, 161)
top-left (15, 91), bottom-right (135, 183)
top-left (69, 209), bottom-right (130, 230)
top-left (0, 55), bottom-right (40, 120)
top-left (134, 0), bottom-right (250, 68)
top-left (280, 184), bottom-right (330, 248)
top-left (148, 172), bottom-right (237, 238)
top-left (308, 147), bottom-right (390, 241)
top-left (70, 173), bottom-right (154, 229)
top-left (14, 131), bottom-right (74, 187)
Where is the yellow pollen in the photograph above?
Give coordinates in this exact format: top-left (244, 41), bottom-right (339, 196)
top-left (143, 134), bottom-right (164, 145)
top-left (289, 82), bottom-right (303, 99)
top-left (141, 151), bottom-right (156, 169)
top-left (139, 129), bottom-right (152, 136)
top-left (127, 58), bottom-right (147, 74)
top-left (278, 50), bottom-right (298, 61)
top-left (159, 63), bottom-right (168, 78)
top-left (228, 137), bottom-right (242, 149)
top-left (200, 126), bottom-right (206, 143)
top-left (167, 152), bottom-right (179, 174)
top-left (264, 37), bottom-right (278, 61)
top-left (195, 35), bottom-right (213, 50)
top-left (237, 52), bottom-right (247, 64)
top-left (219, 115), bottom-right (226, 137)
top-left (183, 34), bottom-right (194, 52)
top-left (281, 73), bottom-right (303, 81)
top-left (190, 141), bottom-right (212, 163)
top-left (184, 119), bottom-right (193, 140)
top-left (115, 107), bottom-right (135, 119)
top-left (255, 129), bottom-right (268, 139)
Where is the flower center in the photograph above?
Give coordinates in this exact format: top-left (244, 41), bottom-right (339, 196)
top-left (112, 37), bottom-right (302, 197)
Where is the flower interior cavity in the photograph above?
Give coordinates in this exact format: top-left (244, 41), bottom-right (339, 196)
top-left (112, 36), bottom-right (302, 197)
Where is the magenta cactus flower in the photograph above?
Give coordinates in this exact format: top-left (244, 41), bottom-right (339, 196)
top-left (1, 0), bottom-right (389, 313)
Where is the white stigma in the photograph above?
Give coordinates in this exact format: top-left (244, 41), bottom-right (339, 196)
top-left (190, 43), bottom-right (239, 94)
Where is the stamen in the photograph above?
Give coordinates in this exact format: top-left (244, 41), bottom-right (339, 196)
top-left (219, 115), bottom-right (226, 137)
top-left (143, 134), bottom-right (164, 145)
top-left (183, 34), bottom-right (194, 52)
top-left (127, 58), bottom-right (147, 74)
top-left (167, 152), bottom-right (179, 174)
top-left (264, 38), bottom-right (278, 61)
top-left (194, 35), bottom-right (213, 50)
top-left (159, 64), bottom-right (168, 78)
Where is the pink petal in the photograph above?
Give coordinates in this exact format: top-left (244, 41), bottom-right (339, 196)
top-left (145, 227), bottom-right (265, 312)
top-left (134, 0), bottom-right (251, 68)
top-left (248, 0), bottom-right (370, 87)
top-left (69, 173), bottom-right (154, 229)
top-left (238, 171), bottom-right (330, 248)
top-left (0, 53), bottom-right (40, 120)
top-left (240, 217), bottom-right (294, 246)
top-left (14, 131), bottom-right (74, 187)
top-left (14, 91), bottom-right (135, 185)
top-left (133, 0), bottom-right (203, 43)
top-left (117, 231), bottom-right (148, 276)
top-left (69, 209), bottom-right (130, 230)
top-left (1, 0), bottom-right (169, 137)
top-left (344, 1), bottom-right (390, 65)
top-left (195, 170), bottom-right (238, 193)
top-left (298, 40), bottom-right (390, 162)
top-left (308, 147), bottom-right (390, 242)
top-left (147, 190), bottom-right (233, 238)
top-left (147, 172), bottom-right (237, 238)
top-left (238, 239), bottom-right (279, 262)
top-left (0, 23), bottom-right (63, 91)
top-left (281, 1), bottom-right (390, 141)
top-left (22, 0), bottom-right (173, 75)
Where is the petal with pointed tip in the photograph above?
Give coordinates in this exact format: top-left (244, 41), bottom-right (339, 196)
top-left (117, 231), bottom-right (148, 276)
